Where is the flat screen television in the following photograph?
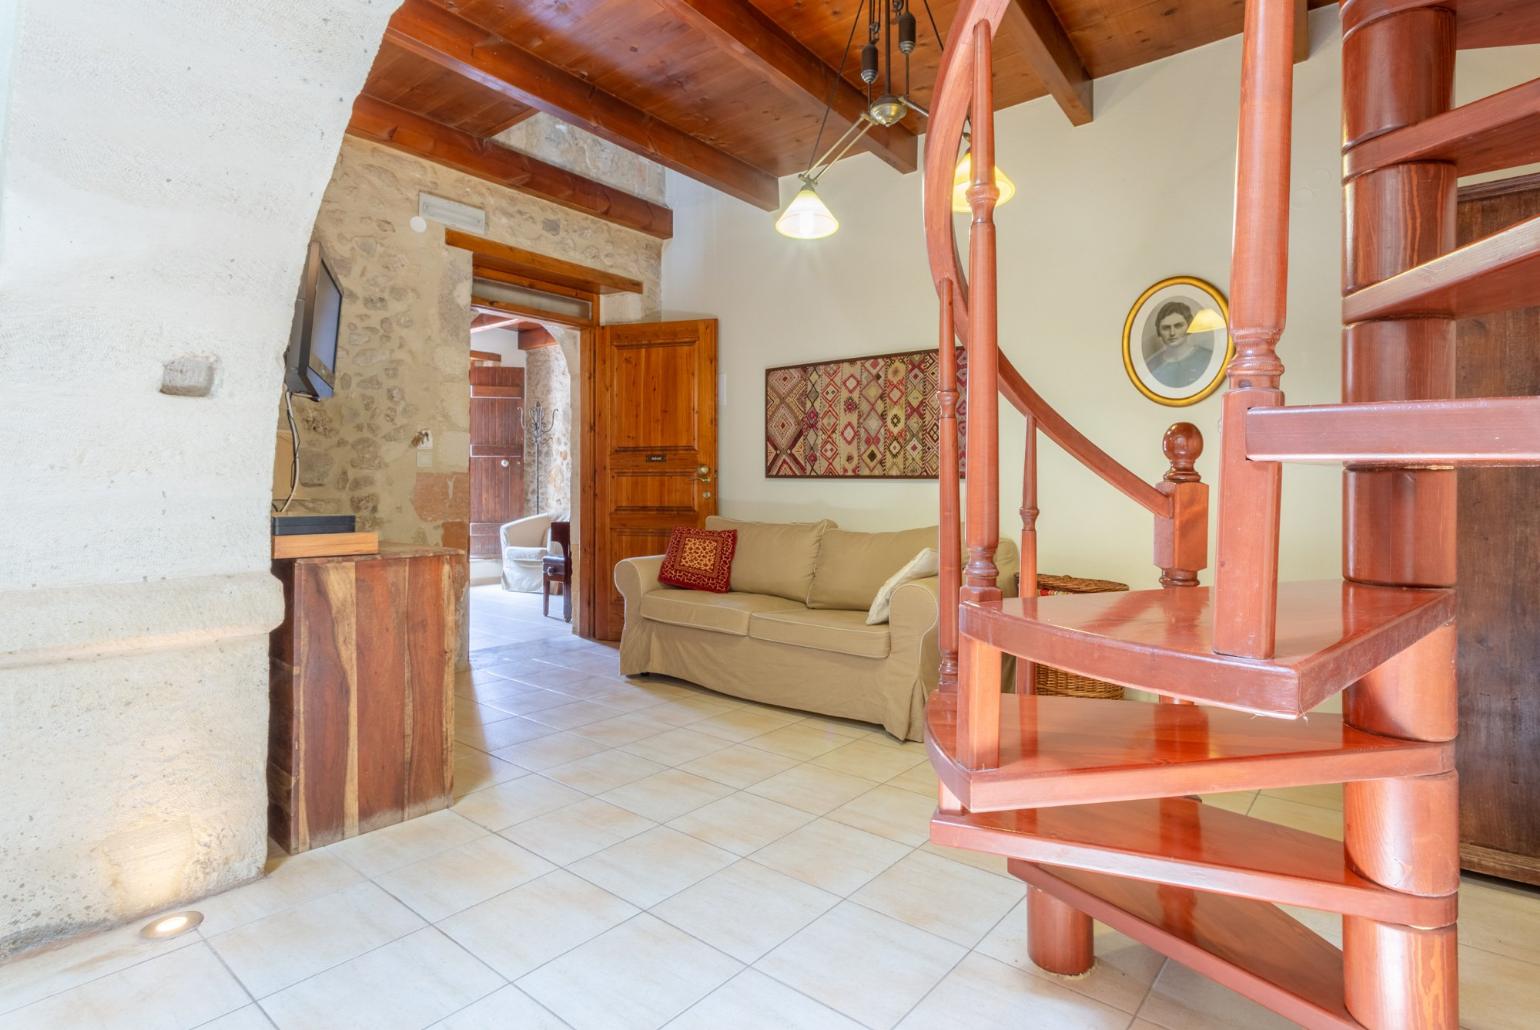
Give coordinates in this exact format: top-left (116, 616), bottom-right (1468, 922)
top-left (283, 239), bottom-right (342, 400)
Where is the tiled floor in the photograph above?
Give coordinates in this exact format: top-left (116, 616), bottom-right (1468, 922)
top-left (4, 584), bottom-right (1539, 1029)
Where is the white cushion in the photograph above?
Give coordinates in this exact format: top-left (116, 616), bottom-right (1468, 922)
top-left (504, 545), bottom-right (548, 564)
top-left (865, 548), bottom-right (939, 625)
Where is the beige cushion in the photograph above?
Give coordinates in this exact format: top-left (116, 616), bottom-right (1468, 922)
top-left (807, 526), bottom-right (938, 610)
top-left (747, 608), bottom-right (891, 659)
top-left (705, 516), bottom-right (835, 601)
top-left (640, 590), bottom-right (802, 636)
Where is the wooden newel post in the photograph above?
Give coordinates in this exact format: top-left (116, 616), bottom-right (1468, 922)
top-left (938, 283), bottom-right (962, 690)
top-left (1154, 422), bottom-right (1208, 588)
top-left (1212, 0), bottom-right (1295, 660)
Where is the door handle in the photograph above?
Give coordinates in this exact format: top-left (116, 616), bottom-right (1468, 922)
top-left (697, 465), bottom-right (712, 483)
top-left (500, 459), bottom-right (510, 468)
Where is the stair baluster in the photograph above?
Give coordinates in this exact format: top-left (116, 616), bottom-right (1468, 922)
top-left (937, 282), bottom-right (961, 691)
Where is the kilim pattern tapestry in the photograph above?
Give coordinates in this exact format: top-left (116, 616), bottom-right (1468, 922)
top-left (765, 347), bottom-right (967, 479)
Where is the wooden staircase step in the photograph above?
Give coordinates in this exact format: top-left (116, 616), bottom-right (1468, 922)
top-left (1343, 212), bottom-right (1540, 322)
top-left (925, 693), bottom-right (1452, 813)
top-left (932, 797), bottom-right (1455, 926)
top-left (1011, 862), bottom-right (1358, 1029)
top-left (960, 580), bottom-right (1453, 716)
top-left (1245, 396), bottom-right (1540, 466)
top-left (1345, 76), bottom-right (1540, 180)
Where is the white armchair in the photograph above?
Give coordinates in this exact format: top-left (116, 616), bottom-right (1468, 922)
top-left (500, 513), bottom-right (554, 592)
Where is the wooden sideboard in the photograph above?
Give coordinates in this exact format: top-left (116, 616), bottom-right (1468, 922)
top-left (269, 546), bottom-right (462, 854)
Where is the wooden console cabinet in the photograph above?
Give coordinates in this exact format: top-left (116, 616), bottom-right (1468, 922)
top-left (269, 547), bottom-right (461, 853)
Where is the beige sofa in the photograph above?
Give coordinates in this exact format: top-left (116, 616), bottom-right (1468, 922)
top-left (615, 517), bottom-right (1018, 741)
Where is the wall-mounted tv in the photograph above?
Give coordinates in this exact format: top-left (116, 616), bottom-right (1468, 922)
top-left (283, 239), bottom-right (343, 400)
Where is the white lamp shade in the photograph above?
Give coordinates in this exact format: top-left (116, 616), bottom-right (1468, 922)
top-left (950, 151), bottom-right (1017, 214)
top-left (1186, 307), bottom-right (1228, 334)
top-left (775, 184), bottom-right (839, 239)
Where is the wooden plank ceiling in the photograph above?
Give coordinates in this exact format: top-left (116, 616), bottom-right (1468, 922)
top-left (352, 0), bottom-right (1335, 230)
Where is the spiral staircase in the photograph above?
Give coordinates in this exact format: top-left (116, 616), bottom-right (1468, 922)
top-left (924, 1), bottom-right (1540, 1026)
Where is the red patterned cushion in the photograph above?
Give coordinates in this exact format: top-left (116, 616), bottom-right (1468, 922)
top-left (658, 527), bottom-right (737, 593)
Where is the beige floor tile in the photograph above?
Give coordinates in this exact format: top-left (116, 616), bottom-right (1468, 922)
top-left (571, 684), bottom-right (662, 715)
top-left (454, 701), bottom-right (515, 734)
top-left (599, 768), bottom-right (735, 822)
top-left (1136, 957), bottom-right (1296, 1029)
top-left (1258, 783), bottom-right (1342, 811)
top-left (899, 951), bottom-right (1129, 1029)
top-left (571, 710), bottom-right (683, 747)
top-left (670, 969), bottom-right (864, 1029)
top-left (884, 760), bottom-right (939, 797)
top-left (753, 818), bottom-right (911, 896)
top-left (0, 919), bottom-right (204, 1015)
top-left (620, 727), bottom-right (733, 766)
top-left (208, 881), bottom-right (424, 998)
top-left (1460, 944), bottom-right (1540, 1030)
top-left (652, 860), bottom-right (839, 963)
top-left (543, 749), bottom-right (667, 794)
top-left (453, 745), bottom-right (526, 799)
top-left (259, 928), bottom-right (501, 1030)
top-left (570, 826), bottom-right (736, 907)
top-left (195, 846), bottom-right (364, 933)
top-left (6, 943), bottom-right (249, 1030)
top-left (457, 714), bottom-right (553, 753)
top-left (452, 776), bottom-right (587, 832)
top-left (745, 764), bottom-right (878, 815)
top-left (919, 841), bottom-right (1014, 879)
top-left (811, 739), bottom-right (930, 782)
top-left (499, 797), bottom-right (656, 865)
top-left (827, 784), bottom-right (937, 845)
top-left (435, 985), bottom-right (569, 1029)
top-left (374, 835), bottom-right (554, 922)
top-left (758, 902), bottom-right (965, 1030)
top-left (977, 899), bottom-right (1165, 1014)
top-left (523, 699), bottom-right (623, 731)
top-left (667, 793), bottom-right (814, 856)
top-left (794, 713), bottom-right (884, 741)
top-left (326, 809), bottom-right (487, 878)
top-left (690, 706), bottom-right (806, 742)
top-left (742, 722), bottom-right (851, 760)
top-left (477, 687), bottom-right (574, 717)
top-left (493, 730), bottom-right (609, 771)
top-left (852, 850), bottom-right (1023, 947)
top-left (1246, 795), bottom-right (1343, 840)
top-left (1460, 876), bottom-right (1540, 965)
top-left (198, 1006), bottom-right (273, 1030)
top-left (519, 914), bottom-right (741, 1030)
top-left (1197, 791), bottom-right (1256, 814)
top-left (437, 870), bottom-right (635, 980)
top-left (635, 694), bottom-right (741, 726)
top-left (678, 744), bottom-right (801, 788)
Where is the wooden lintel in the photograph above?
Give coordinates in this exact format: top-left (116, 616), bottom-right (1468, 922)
top-left (1003, 0), bottom-right (1093, 127)
top-left (348, 95), bottom-right (672, 240)
top-left (518, 327), bottom-right (557, 351)
top-left (385, 0), bottom-right (779, 211)
top-left (654, 0), bottom-right (918, 174)
top-left (470, 316), bottom-right (520, 335)
top-left (451, 228), bottom-right (643, 295)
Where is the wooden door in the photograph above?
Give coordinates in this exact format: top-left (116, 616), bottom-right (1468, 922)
top-left (469, 365), bottom-right (525, 559)
top-left (1456, 175), bottom-right (1540, 885)
top-left (587, 319), bottom-right (718, 640)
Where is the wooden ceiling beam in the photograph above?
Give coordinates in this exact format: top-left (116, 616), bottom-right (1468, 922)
top-left (386, 0), bottom-right (780, 210)
top-left (348, 95), bottom-right (673, 239)
top-left (518, 327), bottom-right (558, 350)
top-left (653, 0), bottom-right (917, 174)
top-left (1003, 0), bottom-right (1093, 126)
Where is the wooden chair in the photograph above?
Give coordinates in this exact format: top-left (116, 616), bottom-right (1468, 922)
top-left (541, 520), bottom-right (571, 621)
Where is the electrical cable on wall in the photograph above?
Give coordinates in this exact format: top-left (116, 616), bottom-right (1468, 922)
top-left (273, 387), bottom-right (301, 514)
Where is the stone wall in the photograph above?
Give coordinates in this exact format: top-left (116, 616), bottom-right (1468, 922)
top-left (523, 340), bottom-right (574, 518)
top-left (0, 0), bottom-right (394, 956)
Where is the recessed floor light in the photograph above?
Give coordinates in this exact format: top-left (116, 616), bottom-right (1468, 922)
top-left (139, 911), bottom-right (203, 940)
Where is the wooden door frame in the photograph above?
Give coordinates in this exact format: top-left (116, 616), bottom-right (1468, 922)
top-left (577, 326), bottom-right (598, 639)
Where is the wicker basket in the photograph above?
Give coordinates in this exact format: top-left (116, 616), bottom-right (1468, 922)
top-left (1032, 574), bottom-right (1129, 700)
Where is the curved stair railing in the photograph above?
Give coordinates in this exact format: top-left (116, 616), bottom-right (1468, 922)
top-left (922, 0), bottom-right (1540, 1026)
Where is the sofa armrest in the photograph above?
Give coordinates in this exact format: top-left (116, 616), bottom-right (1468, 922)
top-left (615, 555), bottom-right (665, 612)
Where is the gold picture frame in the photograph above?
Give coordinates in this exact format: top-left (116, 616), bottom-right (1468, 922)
top-left (1121, 276), bottom-right (1234, 407)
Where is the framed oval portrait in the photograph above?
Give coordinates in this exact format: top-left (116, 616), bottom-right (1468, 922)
top-left (1121, 276), bottom-right (1233, 407)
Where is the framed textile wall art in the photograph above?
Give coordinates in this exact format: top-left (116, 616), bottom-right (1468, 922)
top-left (765, 346), bottom-right (967, 479)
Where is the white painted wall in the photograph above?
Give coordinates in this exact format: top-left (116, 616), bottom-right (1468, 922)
top-left (0, 0), bottom-right (393, 955)
top-left (663, 8), bottom-right (1540, 590)
top-left (475, 328), bottom-right (529, 366)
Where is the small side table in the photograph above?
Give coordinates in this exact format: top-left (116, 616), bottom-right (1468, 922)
top-left (542, 554), bottom-right (571, 622)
